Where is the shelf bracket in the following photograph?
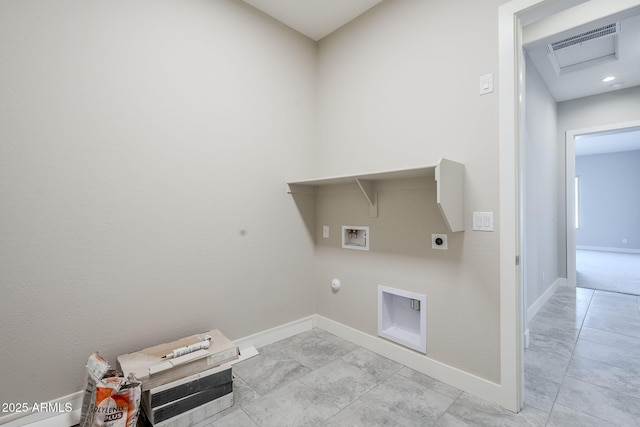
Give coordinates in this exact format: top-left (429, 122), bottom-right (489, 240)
top-left (356, 178), bottom-right (378, 218)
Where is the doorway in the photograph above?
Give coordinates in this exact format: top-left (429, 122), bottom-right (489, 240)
top-left (499, 0), bottom-right (640, 413)
top-left (566, 124), bottom-right (640, 295)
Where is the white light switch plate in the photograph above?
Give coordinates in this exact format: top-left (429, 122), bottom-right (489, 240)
top-left (479, 73), bottom-right (493, 95)
top-left (473, 212), bottom-right (494, 231)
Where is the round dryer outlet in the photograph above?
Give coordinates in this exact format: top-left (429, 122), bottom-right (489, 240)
top-left (432, 234), bottom-right (448, 250)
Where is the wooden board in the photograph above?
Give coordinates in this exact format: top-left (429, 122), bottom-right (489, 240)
top-left (117, 329), bottom-right (238, 391)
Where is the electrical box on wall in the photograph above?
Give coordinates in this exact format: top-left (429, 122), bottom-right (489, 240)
top-left (342, 226), bottom-right (369, 251)
top-left (431, 233), bottom-right (448, 250)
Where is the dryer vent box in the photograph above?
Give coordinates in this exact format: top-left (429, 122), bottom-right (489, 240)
top-left (378, 285), bottom-right (426, 353)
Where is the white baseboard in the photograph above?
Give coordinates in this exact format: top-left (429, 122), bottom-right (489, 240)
top-left (238, 315), bottom-right (502, 406)
top-left (0, 392), bottom-right (83, 427)
top-left (527, 277), bottom-right (565, 323)
top-left (577, 245), bottom-right (640, 254)
top-left (314, 315), bottom-right (502, 406)
top-left (4, 314), bottom-right (504, 425)
top-left (233, 315), bottom-right (315, 352)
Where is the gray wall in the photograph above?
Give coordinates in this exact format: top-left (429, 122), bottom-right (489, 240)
top-left (524, 52), bottom-right (561, 313)
top-left (315, 0), bottom-right (505, 383)
top-left (557, 86), bottom-right (640, 275)
top-left (0, 0), bottom-right (317, 405)
top-left (1, 0), bottom-right (528, 406)
top-left (576, 150), bottom-right (640, 251)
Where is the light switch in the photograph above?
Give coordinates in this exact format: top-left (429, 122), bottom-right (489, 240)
top-left (473, 212), bottom-right (494, 231)
top-left (479, 73), bottom-right (494, 95)
top-left (323, 225), bottom-right (329, 238)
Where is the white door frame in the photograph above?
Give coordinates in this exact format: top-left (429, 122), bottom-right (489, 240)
top-left (565, 120), bottom-right (640, 287)
top-left (499, 0), bottom-right (594, 413)
top-left (498, 0), bottom-right (542, 412)
top-left (499, 0), bottom-right (586, 412)
top-left (499, 0), bottom-right (640, 412)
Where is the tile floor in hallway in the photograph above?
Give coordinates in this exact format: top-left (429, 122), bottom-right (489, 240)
top-left (525, 286), bottom-right (640, 427)
top-left (198, 286), bottom-right (640, 426)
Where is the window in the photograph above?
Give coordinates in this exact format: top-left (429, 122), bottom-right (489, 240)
top-left (575, 176), bottom-right (580, 229)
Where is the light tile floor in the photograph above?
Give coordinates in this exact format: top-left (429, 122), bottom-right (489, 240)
top-left (198, 286), bottom-right (640, 426)
top-left (526, 286), bottom-right (640, 427)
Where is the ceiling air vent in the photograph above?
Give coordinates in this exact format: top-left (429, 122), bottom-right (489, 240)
top-left (548, 22), bottom-right (620, 51)
top-left (546, 22), bottom-right (621, 74)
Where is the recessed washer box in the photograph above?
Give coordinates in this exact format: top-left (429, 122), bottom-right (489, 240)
top-left (378, 285), bottom-right (426, 353)
top-left (342, 225), bottom-right (369, 251)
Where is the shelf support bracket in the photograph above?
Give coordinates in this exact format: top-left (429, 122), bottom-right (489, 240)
top-left (356, 178), bottom-right (378, 218)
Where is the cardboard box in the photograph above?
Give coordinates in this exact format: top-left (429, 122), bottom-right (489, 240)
top-left (117, 329), bottom-right (239, 391)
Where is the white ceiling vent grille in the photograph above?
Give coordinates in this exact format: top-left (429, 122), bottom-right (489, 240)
top-left (548, 22), bottom-right (620, 52)
top-left (546, 22), bottom-right (621, 75)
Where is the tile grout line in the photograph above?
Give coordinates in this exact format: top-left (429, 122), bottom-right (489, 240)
top-left (321, 332), bottom-right (464, 426)
top-left (232, 327), bottom-right (518, 426)
top-left (543, 287), bottom-right (595, 426)
top-left (543, 288), bottom-right (640, 427)
top-left (228, 374), bottom-right (261, 427)
top-left (433, 392), bottom-right (460, 426)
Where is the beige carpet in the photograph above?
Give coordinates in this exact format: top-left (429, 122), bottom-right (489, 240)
top-left (576, 249), bottom-right (640, 295)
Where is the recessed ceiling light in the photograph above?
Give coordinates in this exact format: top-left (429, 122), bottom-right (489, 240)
top-left (602, 76), bottom-right (616, 82)
top-left (610, 83), bottom-right (623, 89)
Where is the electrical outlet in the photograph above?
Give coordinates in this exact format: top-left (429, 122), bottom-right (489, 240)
top-left (323, 225), bottom-right (329, 239)
top-left (432, 234), bottom-right (448, 250)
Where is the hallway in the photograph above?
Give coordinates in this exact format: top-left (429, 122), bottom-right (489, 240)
top-left (525, 286), bottom-right (640, 426)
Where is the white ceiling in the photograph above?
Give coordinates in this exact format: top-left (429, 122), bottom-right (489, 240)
top-left (241, 0), bottom-right (384, 41)
top-left (244, 0), bottom-right (640, 103)
top-left (524, 6), bottom-right (640, 102)
top-left (524, 3), bottom-right (640, 155)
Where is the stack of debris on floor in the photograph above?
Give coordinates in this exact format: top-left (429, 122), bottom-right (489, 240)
top-left (117, 329), bottom-right (239, 427)
top-left (79, 353), bottom-right (142, 427)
